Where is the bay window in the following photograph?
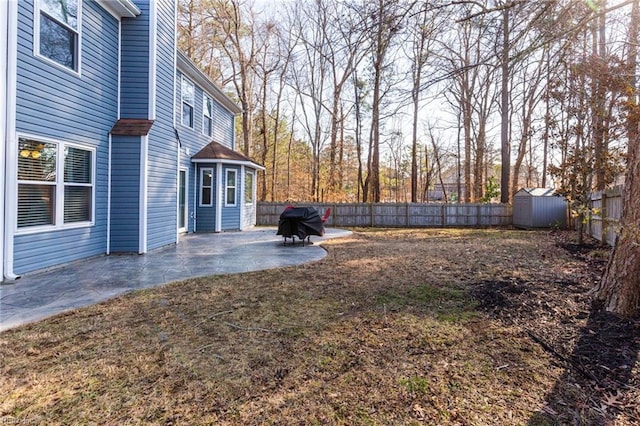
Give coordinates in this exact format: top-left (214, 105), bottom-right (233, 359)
top-left (225, 169), bottom-right (237, 207)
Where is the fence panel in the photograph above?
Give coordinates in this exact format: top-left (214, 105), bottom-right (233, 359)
top-left (586, 186), bottom-right (623, 246)
top-left (257, 202), bottom-right (512, 228)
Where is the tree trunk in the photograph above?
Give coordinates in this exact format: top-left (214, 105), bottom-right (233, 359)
top-left (595, 128), bottom-right (640, 316)
top-left (595, 0), bottom-right (640, 317)
top-left (499, 8), bottom-right (511, 203)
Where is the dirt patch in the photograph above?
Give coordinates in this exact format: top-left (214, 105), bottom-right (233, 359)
top-left (0, 228), bottom-right (638, 425)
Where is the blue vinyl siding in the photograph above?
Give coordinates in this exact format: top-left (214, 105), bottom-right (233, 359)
top-left (221, 166), bottom-right (241, 230)
top-left (175, 69), bottom-right (238, 233)
top-left (110, 136), bottom-right (141, 252)
top-left (146, 0), bottom-right (178, 250)
top-left (195, 165), bottom-right (217, 232)
top-left (13, 0), bottom-right (118, 274)
top-left (175, 70), bottom-right (235, 151)
top-left (120, 2), bottom-right (150, 118)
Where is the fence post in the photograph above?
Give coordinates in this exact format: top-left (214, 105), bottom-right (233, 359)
top-left (601, 192), bottom-right (607, 245)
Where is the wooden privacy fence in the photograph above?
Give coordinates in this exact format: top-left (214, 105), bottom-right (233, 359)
top-left (586, 186), bottom-right (623, 246)
top-left (257, 202), bottom-right (512, 228)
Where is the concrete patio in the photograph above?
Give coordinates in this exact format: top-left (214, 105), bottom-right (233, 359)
top-left (0, 227), bottom-right (351, 332)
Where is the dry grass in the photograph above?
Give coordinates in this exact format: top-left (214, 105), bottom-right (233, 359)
top-left (1, 228), bottom-right (638, 425)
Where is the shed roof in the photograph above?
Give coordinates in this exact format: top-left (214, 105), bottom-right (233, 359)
top-left (110, 119), bottom-right (154, 136)
top-left (191, 141), bottom-right (265, 170)
top-left (515, 188), bottom-right (558, 197)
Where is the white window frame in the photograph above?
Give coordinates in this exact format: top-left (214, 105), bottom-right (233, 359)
top-left (244, 170), bottom-right (254, 205)
top-left (225, 169), bottom-right (237, 207)
top-left (181, 76), bottom-right (195, 128)
top-left (16, 134), bottom-right (95, 234)
top-left (202, 93), bottom-right (213, 137)
top-left (199, 167), bottom-right (214, 207)
top-left (34, 0), bottom-right (82, 75)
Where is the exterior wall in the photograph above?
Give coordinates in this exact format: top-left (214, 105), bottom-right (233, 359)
top-left (110, 135), bottom-right (141, 252)
top-left (120, 3), bottom-right (149, 119)
top-left (195, 164), bottom-right (217, 232)
top-left (513, 192), bottom-right (567, 229)
top-left (531, 196), bottom-right (567, 228)
top-left (146, 0), bottom-right (178, 251)
top-left (175, 67), bottom-right (238, 233)
top-left (175, 70), bottom-right (235, 150)
top-left (13, 0), bottom-right (119, 273)
top-left (221, 165), bottom-right (241, 230)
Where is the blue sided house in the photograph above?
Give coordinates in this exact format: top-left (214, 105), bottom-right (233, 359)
top-left (0, 0), bottom-right (263, 281)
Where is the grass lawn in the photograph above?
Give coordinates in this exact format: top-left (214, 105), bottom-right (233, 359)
top-left (1, 228), bottom-right (638, 425)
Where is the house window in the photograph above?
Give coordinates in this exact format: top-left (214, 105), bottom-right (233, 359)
top-left (245, 171), bottom-right (254, 204)
top-left (36, 0), bottom-right (80, 72)
top-left (182, 77), bottom-right (195, 128)
top-left (17, 137), bottom-right (93, 230)
top-left (225, 169), bottom-right (237, 206)
top-left (203, 95), bottom-right (213, 137)
top-left (200, 168), bottom-right (213, 207)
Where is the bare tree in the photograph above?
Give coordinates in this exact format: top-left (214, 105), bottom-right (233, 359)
top-left (596, 0), bottom-right (640, 317)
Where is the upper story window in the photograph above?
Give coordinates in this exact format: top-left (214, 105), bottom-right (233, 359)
top-left (203, 94), bottom-right (213, 137)
top-left (17, 136), bottom-right (94, 231)
top-left (225, 169), bottom-right (237, 207)
top-left (181, 77), bottom-right (195, 128)
top-left (36, 0), bottom-right (80, 72)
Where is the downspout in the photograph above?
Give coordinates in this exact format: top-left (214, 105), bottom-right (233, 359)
top-left (3, 0), bottom-right (18, 280)
top-left (215, 165), bottom-right (222, 232)
top-left (107, 133), bottom-right (112, 254)
top-left (193, 164), bottom-right (197, 232)
top-left (139, 1), bottom-right (156, 254)
top-left (240, 165), bottom-right (245, 230)
top-left (176, 134), bottom-right (180, 242)
top-left (139, 135), bottom-right (148, 253)
top-left (0, 0), bottom-right (7, 281)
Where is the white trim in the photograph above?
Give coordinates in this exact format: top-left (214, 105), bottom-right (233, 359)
top-left (239, 165), bottom-right (245, 228)
top-left (0, 1), bottom-right (18, 282)
top-left (14, 134), bottom-right (96, 235)
top-left (117, 19), bottom-right (121, 119)
top-left (193, 165), bottom-right (198, 232)
top-left (95, 0), bottom-right (140, 19)
top-left (225, 169), bottom-right (237, 207)
top-left (4, 0), bottom-right (17, 279)
top-left (139, 135), bottom-right (148, 254)
top-left (215, 165), bottom-right (222, 232)
top-left (148, 0), bottom-right (156, 120)
top-left (191, 158), bottom-right (265, 170)
top-left (33, 0), bottom-right (83, 76)
top-left (107, 134), bottom-right (112, 254)
top-left (199, 167), bottom-right (214, 207)
top-left (173, 0), bottom-right (178, 129)
top-left (178, 167), bottom-right (188, 235)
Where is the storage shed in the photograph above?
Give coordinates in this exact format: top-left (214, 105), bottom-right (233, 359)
top-left (513, 188), bottom-right (568, 229)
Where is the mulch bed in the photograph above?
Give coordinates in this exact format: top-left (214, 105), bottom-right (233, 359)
top-left (473, 234), bottom-right (640, 424)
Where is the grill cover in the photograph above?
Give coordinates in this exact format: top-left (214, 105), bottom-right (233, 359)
top-left (277, 207), bottom-right (325, 240)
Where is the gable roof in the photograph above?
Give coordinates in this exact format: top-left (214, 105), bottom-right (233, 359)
top-left (177, 51), bottom-right (242, 115)
top-left (515, 188), bottom-right (559, 197)
top-left (192, 141), bottom-right (265, 170)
